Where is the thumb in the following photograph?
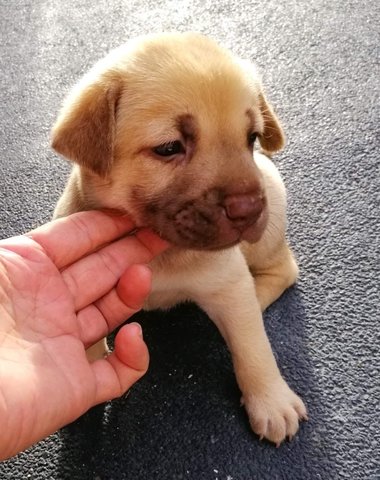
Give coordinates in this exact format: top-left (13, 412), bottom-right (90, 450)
top-left (90, 323), bottom-right (149, 405)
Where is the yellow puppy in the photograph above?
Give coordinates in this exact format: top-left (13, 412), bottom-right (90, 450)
top-left (52, 32), bottom-right (307, 445)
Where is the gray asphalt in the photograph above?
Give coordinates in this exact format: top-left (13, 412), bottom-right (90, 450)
top-left (0, 1), bottom-right (379, 479)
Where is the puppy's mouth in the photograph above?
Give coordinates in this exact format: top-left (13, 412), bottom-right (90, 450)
top-left (170, 202), bottom-right (267, 250)
top-left (133, 189), bottom-right (268, 250)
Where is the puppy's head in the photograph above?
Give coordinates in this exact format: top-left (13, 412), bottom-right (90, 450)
top-left (52, 33), bottom-right (285, 250)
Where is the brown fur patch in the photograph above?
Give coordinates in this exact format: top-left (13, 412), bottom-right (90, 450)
top-left (52, 81), bottom-right (122, 176)
top-left (258, 93), bottom-right (285, 153)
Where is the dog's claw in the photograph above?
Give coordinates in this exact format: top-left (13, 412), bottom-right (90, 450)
top-left (244, 380), bottom-right (307, 447)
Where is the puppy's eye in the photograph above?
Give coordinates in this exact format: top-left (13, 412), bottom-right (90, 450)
top-left (153, 141), bottom-right (185, 158)
top-left (248, 132), bottom-right (258, 147)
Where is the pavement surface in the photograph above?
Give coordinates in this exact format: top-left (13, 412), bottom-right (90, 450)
top-left (0, 1), bottom-right (379, 479)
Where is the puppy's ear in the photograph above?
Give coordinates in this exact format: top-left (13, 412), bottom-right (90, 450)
top-left (51, 79), bottom-right (122, 176)
top-left (258, 92), bottom-right (285, 154)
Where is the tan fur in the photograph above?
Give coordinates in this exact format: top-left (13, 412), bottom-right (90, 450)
top-left (52, 33), bottom-right (307, 445)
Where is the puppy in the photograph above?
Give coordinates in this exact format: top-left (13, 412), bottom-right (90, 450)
top-left (52, 32), bottom-right (307, 445)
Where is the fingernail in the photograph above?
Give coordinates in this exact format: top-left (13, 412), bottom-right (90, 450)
top-left (129, 322), bottom-right (143, 337)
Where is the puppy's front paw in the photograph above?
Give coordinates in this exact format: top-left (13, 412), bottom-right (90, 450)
top-left (243, 379), bottom-right (307, 446)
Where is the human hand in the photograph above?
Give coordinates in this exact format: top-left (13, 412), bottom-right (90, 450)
top-left (0, 211), bottom-right (169, 460)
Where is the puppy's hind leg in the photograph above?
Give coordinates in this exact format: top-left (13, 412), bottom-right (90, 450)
top-left (242, 153), bottom-right (299, 311)
top-left (252, 244), bottom-right (299, 312)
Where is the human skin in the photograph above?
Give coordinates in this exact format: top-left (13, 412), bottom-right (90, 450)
top-left (0, 210), bottom-right (169, 460)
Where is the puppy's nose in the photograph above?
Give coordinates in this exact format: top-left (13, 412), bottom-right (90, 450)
top-left (224, 194), bottom-right (264, 225)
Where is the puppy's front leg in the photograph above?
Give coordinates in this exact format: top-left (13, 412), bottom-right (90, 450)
top-left (196, 252), bottom-right (307, 445)
top-left (86, 338), bottom-right (109, 362)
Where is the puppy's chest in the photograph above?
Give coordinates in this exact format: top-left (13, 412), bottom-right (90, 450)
top-left (144, 250), bottom-right (219, 310)
top-left (144, 260), bottom-right (198, 310)
top-left (144, 289), bottom-right (190, 311)
top-left (143, 248), bottom-right (240, 311)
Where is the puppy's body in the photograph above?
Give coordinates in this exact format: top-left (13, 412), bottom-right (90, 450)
top-left (53, 33), bottom-right (307, 445)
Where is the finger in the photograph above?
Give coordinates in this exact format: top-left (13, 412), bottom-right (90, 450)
top-left (77, 264), bottom-right (152, 347)
top-left (26, 210), bottom-right (137, 269)
top-left (90, 323), bottom-right (149, 405)
top-left (63, 229), bottom-right (166, 311)
top-left (135, 228), bottom-right (171, 256)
